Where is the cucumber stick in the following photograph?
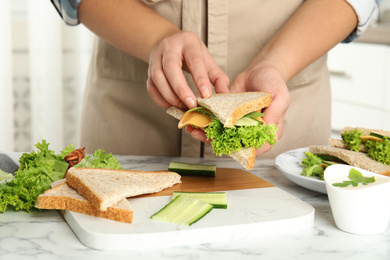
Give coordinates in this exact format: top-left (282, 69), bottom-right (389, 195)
top-left (151, 195), bottom-right (213, 226)
top-left (168, 162), bottom-right (216, 177)
top-left (172, 191), bottom-right (227, 209)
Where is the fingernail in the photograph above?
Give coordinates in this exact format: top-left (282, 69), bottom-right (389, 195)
top-left (185, 97), bottom-right (197, 108)
top-left (200, 86), bottom-right (211, 98)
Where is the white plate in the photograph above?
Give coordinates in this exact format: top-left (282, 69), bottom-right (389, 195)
top-left (275, 147), bottom-right (327, 194)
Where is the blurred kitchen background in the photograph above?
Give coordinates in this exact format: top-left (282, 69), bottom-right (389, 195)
top-left (1, 0), bottom-right (390, 153)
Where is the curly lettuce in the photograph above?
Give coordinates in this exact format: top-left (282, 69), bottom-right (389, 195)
top-left (341, 129), bottom-right (363, 152)
top-left (204, 118), bottom-right (278, 156)
top-left (365, 138), bottom-right (390, 165)
top-left (0, 140), bottom-right (122, 213)
top-left (301, 152), bottom-right (325, 180)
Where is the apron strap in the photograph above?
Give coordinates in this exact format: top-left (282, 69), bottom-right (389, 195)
top-left (180, 0), bottom-right (228, 158)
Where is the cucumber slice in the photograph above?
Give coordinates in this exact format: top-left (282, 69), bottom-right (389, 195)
top-left (369, 132), bottom-right (387, 140)
top-left (150, 195), bottom-right (213, 226)
top-left (172, 191), bottom-right (227, 209)
top-left (316, 154), bottom-right (347, 164)
top-left (234, 117), bottom-right (260, 126)
top-left (168, 162), bottom-right (216, 177)
top-left (243, 111), bottom-right (265, 118)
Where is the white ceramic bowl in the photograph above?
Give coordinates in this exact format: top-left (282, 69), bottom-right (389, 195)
top-left (324, 164), bottom-right (390, 235)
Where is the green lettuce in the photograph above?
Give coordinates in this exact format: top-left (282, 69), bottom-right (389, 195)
top-left (301, 152), bottom-right (348, 180)
top-left (204, 118), bottom-right (278, 156)
top-left (341, 129), bottom-right (363, 152)
top-left (74, 149), bottom-right (123, 169)
top-left (365, 138), bottom-right (390, 165)
top-left (0, 169), bottom-right (14, 184)
top-left (301, 152), bottom-right (325, 180)
top-left (0, 140), bottom-right (122, 213)
top-left (341, 129), bottom-right (390, 165)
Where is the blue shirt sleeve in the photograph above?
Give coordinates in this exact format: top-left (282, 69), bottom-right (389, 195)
top-left (50, 0), bottom-right (82, 26)
top-left (343, 0), bottom-right (381, 43)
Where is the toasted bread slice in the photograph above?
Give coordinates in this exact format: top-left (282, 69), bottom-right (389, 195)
top-left (197, 92), bottom-right (271, 127)
top-left (328, 138), bottom-right (347, 149)
top-left (166, 106), bottom-right (185, 121)
top-left (36, 179), bottom-right (133, 223)
top-left (66, 168), bottom-right (181, 211)
top-left (309, 145), bottom-right (390, 177)
top-left (230, 147), bottom-right (256, 170)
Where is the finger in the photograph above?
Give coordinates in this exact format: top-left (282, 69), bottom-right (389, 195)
top-left (202, 49), bottom-right (230, 94)
top-left (185, 126), bottom-right (212, 144)
top-left (146, 78), bottom-right (173, 108)
top-left (183, 40), bottom-right (213, 99)
top-left (148, 59), bottom-right (184, 108)
top-left (229, 73), bottom-right (247, 93)
top-left (161, 50), bottom-right (198, 109)
top-left (255, 143), bottom-right (272, 156)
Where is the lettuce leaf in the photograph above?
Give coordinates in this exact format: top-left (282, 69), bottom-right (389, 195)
top-left (204, 118), bottom-right (278, 156)
top-left (341, 129), bottom-right (363, 152)
top-left (0, 140), bottom-right (122, 213)
top-left (75, 149), bottom-right (123, 169)
top-left (365, 138), bottom-right (390, 165)
top-left (301, 152), bottom-right (325, 180)
top-left (0, 169), bottom-right (14, 184)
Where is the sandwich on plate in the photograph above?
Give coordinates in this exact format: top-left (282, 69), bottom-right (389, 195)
top-left (167, 92), bottom-right (278, 170)
top-left (302, 127), bottom-right (390, 179)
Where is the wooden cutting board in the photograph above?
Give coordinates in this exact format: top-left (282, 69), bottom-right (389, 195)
top-left (138, 167), bottom-right (274, 197)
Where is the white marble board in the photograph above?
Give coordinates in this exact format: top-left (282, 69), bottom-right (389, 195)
top-left (62, 187), bottom-right (314, 250)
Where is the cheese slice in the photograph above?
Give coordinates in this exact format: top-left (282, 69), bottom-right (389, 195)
top-left (360, 135), bottom-right (383, 142)
top-left (178, 111), bottom-right (212, 129)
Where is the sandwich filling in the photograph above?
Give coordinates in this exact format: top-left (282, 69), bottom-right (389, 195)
top-left (179, 107), bottom-right (278, 156)
top-left (342, 129), bottom-right (390, 165)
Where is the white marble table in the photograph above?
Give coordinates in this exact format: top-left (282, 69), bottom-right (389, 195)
top-left (1, 155), bottom-right (389, 260)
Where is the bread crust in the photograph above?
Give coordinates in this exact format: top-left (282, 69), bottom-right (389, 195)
top-left (36, 182), bottom-right (133, 223)
top-left (230, 148), bottom-right (256, 170)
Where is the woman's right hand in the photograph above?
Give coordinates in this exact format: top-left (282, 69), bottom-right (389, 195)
top-left (146, 31), bottom-right (229, 110)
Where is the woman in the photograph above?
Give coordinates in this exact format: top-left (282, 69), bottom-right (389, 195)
top-left (51, 0), bottom-right (380, 159)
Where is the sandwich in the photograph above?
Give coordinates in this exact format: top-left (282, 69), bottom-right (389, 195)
top-left (302, 127), bottom-right (390, 179)
top-left (167, 92), bottom-right (278, 170)
top-left (36, 168), bottom-right (181, 222)
top-left (36, 179), bottom-right (134, 223)
top-left (65, 167), bottom-right (181, 211)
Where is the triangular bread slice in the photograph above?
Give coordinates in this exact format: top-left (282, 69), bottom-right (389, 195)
top-left (229, 147), bottom-right (256, 170)
top-left (309, 145), bottom-right (390, 177)
top-left (36, 179), bottom-right (133, 223)
top-left (66, 168), bottom-right (181, 211)
top-left (197, 92), bottom-right (271, 127)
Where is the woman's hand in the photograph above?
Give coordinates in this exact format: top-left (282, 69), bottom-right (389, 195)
top-left (187, 64), bottom-right (290, 156)
top-left (147, 31), bottom-right (229, 110)
top-left (230, 64), bottom-right (290, 156)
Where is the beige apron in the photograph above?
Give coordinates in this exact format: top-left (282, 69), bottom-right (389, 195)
top-left (80, 0), bottom-right (331, 159)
